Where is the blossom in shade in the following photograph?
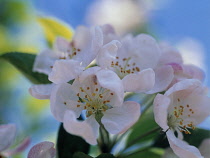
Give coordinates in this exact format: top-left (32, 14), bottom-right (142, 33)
top-left (27, 141), bottom-right (56, 158)
top-left (97, 25), bottom-right (159, 93)
top-left (0, 124), bottom-right (30, 157)
top-left (50, 67), bottom-right (141, 145)
top-left (154, 79), bottom-right (210, 158)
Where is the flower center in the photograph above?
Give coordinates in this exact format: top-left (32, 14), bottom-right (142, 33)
top-left (76, 80), bottom-right (113, 117)
top-left (167, 98), bottom-right (196, 134)
top-left (110, 56), bottom-right (140, 79)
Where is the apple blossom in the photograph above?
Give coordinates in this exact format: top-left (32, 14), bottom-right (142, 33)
top-left (28, 141), bottom-right (56, 158)
top-left (50, 67), bottom-right (141, 145)
top-left (148, 42), bottom-right (205, 94)
top-left (97, 25), bottom-right (160, 93)
top-left (154, 79), bottom-right (210, 158)
top-left (33, 25), bottom-right (104, 84)
top-left (0, 124), bottom-right (30, 157)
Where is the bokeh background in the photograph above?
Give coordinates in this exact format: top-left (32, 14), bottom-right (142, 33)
top-left (0, 0), bottom-right (209, 157)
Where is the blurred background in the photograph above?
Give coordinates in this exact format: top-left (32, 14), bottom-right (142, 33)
top-left (0, 0), bottom-right (209, 157)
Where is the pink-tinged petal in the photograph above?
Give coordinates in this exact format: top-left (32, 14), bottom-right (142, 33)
top-left (50, 83), bottom-right (83, 122)
top-left (54, 37), bottom-right (70, 52)
top-left (29, 84), bottom-right (54, 100)
top-left (77, 67), bottom-right (101, 83)
top-left (159, 42), bottom-right (183, 65)
top-left (122, 68), bottom-right (155, 93)
top-left (167, 63), bottom-right (183, 73)
top-left (63, 110), bottom-right (99, 145)
top-left (0, 124), bottom-right (16, 152)
top-left (153, 94), bottom-right (170, 131)
top-left (96, 69), bottom-right (124, 107)
top-left (27, 141), bottom-right (56, 158)
top-left (165, 79), bottom-right (202, 97)
top-left (96, 40), bottom-right (121, 68)
top-left (181, 94), bottom-right (210, 125)
top-left (183, 64), bottom-right (205, 82)
top-left (102, 101), bottom-right (140, 134)
top-left (101, 24), bottom-right (116, 35)
top-left (147, 65), bottom-right (174, 94)
top-left (2, 137), bottom-right (30, 157)
top-left (48, 60), bottom-right (84, 84)
top-left (166, 130), bottom-right (203, 158)
top-left (33, 49), bottom-right (56, 75)
top-left (73, 26), bottom-right (103, 67)
top-left (133, 34), bottom-right (161, 69)
top-left (199, 139), bottom-right (210, 158)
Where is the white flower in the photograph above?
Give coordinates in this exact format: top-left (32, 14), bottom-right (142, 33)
top-left (27, 141), bottom-right (56, 158)
top-left (0, 124), bottom-right (30, 157)
top-left (148, 42), bottom-right (205, 94)
top-left (154, 79), bottom-right (210, 158)
top-left (33, 25), bottom-right (103, 84)
top-left (50, 67), bottom-right (141, 145)
top-left (97, 26), bottom-right (159, 93)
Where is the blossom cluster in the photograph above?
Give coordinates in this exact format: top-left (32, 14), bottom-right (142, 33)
top-left (29, 24), bottom-right (210, 158)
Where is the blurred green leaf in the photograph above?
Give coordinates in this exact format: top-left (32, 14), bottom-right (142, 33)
top-left (0, 52), bottom-right (50, 84)
top-left (127, 107), bottom-right (160, 145)
top-left (96, 153), bottom-right (116, 158)
top-left (73, 152), bottom-right (93, 158)
top-left (37, 16), bottom-right (74, 47)
top-left (57, 123), bottom-right (90, 158)
top-left (125, 148), bottom-right (163, 158)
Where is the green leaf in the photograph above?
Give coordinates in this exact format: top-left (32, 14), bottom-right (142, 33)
top-left (0, 52), bottom-right (50, 84)
top-left (57, 123), bottom-right (90, 158)
top-left (184, 128), bottom-right (210, 147)
top-left (127, 107), bottom-right (160, 145)
top-left (73, 152), bottom-right (93, 158)
top-left (125, 148), bottom-right (163, 158)
top-left (96, 153), bottom-right (116, 158)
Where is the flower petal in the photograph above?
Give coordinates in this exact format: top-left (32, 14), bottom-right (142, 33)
top-left (73, 26), bottom-right (103, 67)
top-left (165, 79), bottom-right (202, 97)
top-left (48, 60), bottom-right (84, 84)
top-left (27, 141), bottom-right (56, 158)
top-left (147, 65), bottom-right (174, 94)
top-left (199, 139), bottom-right (210, 158)
top-left (33, 49), bottom-right (56, 75)
top-left (54, 37), bottom-right (70, 52)
top-left (50, 83), bottom-right (84, 122)
top-left (183, 64), bottom-right (205, 82)
top-left (63, 110), bottom-right (99, 145)
top-left (29, 84), bottom-right (54, 100)
top-left (153, 94), bottom-right (170, 131)
top-left (166, 130), bottom-right (203, 158)
top-left (0, 124), bottom-right (16, 152)
top-left (96, 40), bottom-right (121, 68)
top-left (2, 137), bottom-right (30, 157)
top-left (102, 101), bottom-right (140, 134)
top-left (122, 68), bottom-right (155, 93)
top-left (133, 34), bottom-right (161, 69)
top-left (96, 69), bottom-right (124, 107)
